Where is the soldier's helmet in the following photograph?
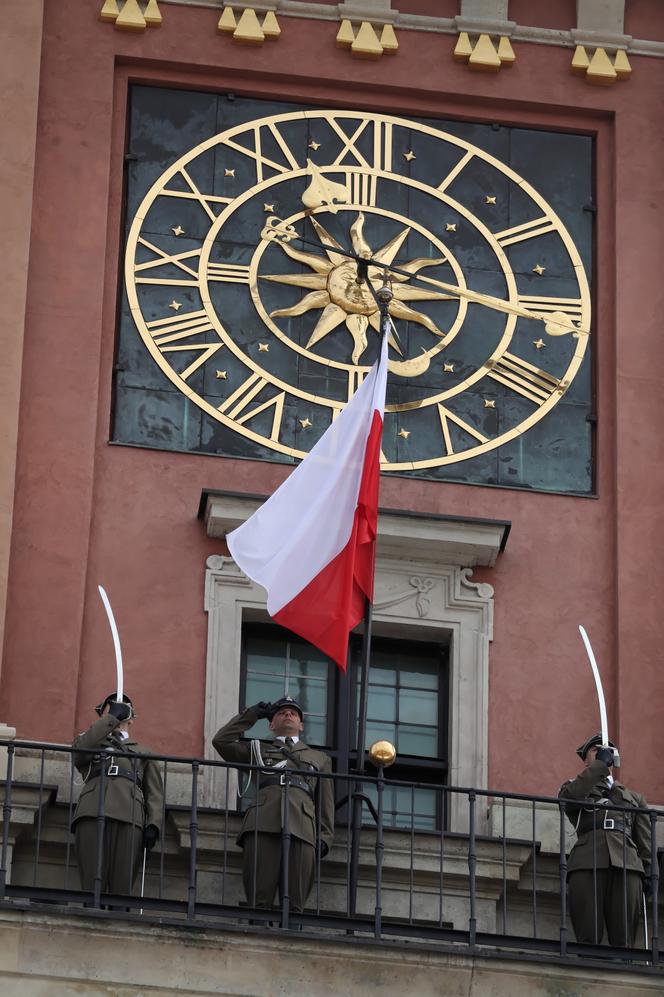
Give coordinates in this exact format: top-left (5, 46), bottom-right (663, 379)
top-left (576, 732), bottom-right (618, 760)
top-left (95, 693), bottom-right (135, 718)
top-left (269, 695), bottom-right (304, 721)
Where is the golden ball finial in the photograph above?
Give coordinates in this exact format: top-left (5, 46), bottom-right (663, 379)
top-left (368, 740), bottom-right (397, 768)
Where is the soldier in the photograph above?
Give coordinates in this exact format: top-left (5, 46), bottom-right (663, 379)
top-left (72, 693), bottom-right (164, 899)
top-left (213, 695), bottom-right (334, 914)
top-left (559, 733), bottom-right (651, 946)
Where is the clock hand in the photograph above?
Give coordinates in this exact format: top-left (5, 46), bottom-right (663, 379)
top-left (262, 217), bottom-right (586, 338)
top-left (406, 273), bottom-right (588, 337)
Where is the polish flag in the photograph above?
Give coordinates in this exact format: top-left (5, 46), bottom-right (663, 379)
top-left (227, 335), bottom-right (388, 670)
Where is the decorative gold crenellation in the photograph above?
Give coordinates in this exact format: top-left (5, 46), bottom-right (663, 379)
top-left (262, 11), bottom-right (281, 39)
top-left (143, 0), bottom-right (162, 27)
top-left (336, 19), bottom-right (355, 48)
top-left (453, 32), bottom-right (473, 62)
top-left (571, 45), bottom-right (631, 84)
top-left (336, 19), bottom-right (398, 58)
top-left (586, 46), bottom-right (617, 84)
top-left (216, 7), bottom-right (281, 45)
top-left (571, 44), bottom-right (590, 75)
top-left (613, 49), bottom-right (632, 79)
top-left (496, 35), bottom-right (515, 66)
top-left (114, 0), bottom-right (146, 31)
top-left (352, 22), bottom-right (383, 59)
top-left (99, 0), bottom-right (120, 22)
top-left (380, 24), bottom-right (398, 55)
top-left (233, 8), bottom-right (265, 44)
top-left (217, 5), bottom-right (236, 32)
top-left (469, 34), bottom-right (500, 71)
top-left (454, 32), bottom-right (516, 72)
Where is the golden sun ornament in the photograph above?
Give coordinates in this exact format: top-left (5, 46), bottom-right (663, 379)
top-left (261, 212), bottom-right (452, 364)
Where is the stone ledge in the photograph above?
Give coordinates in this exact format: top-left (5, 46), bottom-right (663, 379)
top-left (200, 489), bottom-right (510, 567)
top-left (0, 905), bottom-right (661, 996)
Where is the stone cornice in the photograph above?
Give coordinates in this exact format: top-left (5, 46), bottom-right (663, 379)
top-left (200, 490), bottom-right (510, 568)
top-left (156, 0), bottom-right (664, 56)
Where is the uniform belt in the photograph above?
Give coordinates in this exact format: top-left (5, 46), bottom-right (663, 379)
top-left (89, 766), bottom-right (143, 790)
top-left (259, 774), bottom-right (313, 797)
top-left (578, 818), bottom-right (631, 836)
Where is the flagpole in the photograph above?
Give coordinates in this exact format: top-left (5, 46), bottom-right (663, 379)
top-left (348, 278), bottom-right (392, 919)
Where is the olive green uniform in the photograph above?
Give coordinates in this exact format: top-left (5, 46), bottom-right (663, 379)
top-left (559, 758), bottom-right (650, 946)
top-left (213, 706), bottom-right (334, 913)
top-left (72, 714), bottom-right (164, 896)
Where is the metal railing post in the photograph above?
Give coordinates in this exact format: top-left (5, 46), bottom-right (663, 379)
top-left (468, 791), bottom-right (477, 950)
top-left (374, 765), bottom-right (384, 939)
top-left (649, 810), bottom-right (659, 965)
top-left (558, 801), bottom-right (568, 956)
top-left (531, 801), bottom-right (538, 938)
top-left (0, 742), bottom-right (15, 894)
top-left (187, 761), bottom-right (199, 920)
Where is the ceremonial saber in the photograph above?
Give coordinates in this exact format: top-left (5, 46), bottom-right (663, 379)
top-left (578, 626), bottom-right (608, 746)
top-left (98, 585), bottom-right (123, 702)
top-left (140, 847), bottom-right (147, 915)
top-left (578, 625), bottom-right (620, 765)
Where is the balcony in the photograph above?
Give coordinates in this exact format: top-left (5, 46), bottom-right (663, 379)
top-left (0, 739), bottom-right (662, 995)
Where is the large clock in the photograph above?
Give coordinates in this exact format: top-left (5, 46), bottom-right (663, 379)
top-left (119, 90), bottom-right (593, 490)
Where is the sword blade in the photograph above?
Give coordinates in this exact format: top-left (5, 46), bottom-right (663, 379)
top-left (578, 625), bottom-right (609, 746)
top-left (98, 585), bottom-right (123, 701)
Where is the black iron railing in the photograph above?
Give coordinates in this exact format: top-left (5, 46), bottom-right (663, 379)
top-left (0, 738), bottom-right (662, 972)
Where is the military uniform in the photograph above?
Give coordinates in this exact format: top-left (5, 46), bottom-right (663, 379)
top-left (72, 710), bottom-right (164, 896)
top-left (559, 747), bottom-right (650, 946)
top-left (213, 703), bottom-right (334, 913)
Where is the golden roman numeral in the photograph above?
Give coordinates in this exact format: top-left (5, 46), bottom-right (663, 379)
top-left (328, 117), bottom-right (392, 173)
top-left (494, 216), bottom-right (556, 247)
top-left (134, 238), bottom-right (201, 286)
top-left (207, 263), bottom-right (251, 284)
top-left (346, 172), bottom-right (377, 206)
top-left (160, 168), bottom-right (233, 220)
top-left (437, 150), bottom-right (475, 193)
top-left (517, 294), bottom-right (584, 321)
top-left (437, 403), bottom-right (489, 455)
top-left (145, 310), bottom-right (223, 381)
top-left (219, 123), bottom-right (301, 184)
top-left (218, 372), bottom-right (286, 442)
top-left (485, 352), bottom-right (561, 404)
top-left (346, 367), bottom-right (368, 400)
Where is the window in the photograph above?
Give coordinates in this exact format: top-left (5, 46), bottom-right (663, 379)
top-left (240, 624), bottom-right (449, 829)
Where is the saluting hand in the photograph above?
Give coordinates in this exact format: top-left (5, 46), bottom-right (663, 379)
top-left (250, 701), bottom-right (272, 720)
top-left (108, 700), bottom-right (132, 722)
top-left (595, 746), bottom-right (615, 767)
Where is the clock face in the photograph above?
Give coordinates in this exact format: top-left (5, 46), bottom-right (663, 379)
top-left (120, 94), bottom-right (592, 486)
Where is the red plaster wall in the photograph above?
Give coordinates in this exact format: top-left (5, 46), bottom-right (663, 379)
top-left (624, 0), bottom-right (664, 39)
top-left (509, 0), bottom-right (576, 31)
top-left (397, 1), bottom-right (458, 17)
top-left (2, 0), bottom-right (664, 801)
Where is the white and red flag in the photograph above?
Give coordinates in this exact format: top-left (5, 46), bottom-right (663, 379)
top-left (227, 334), bottom-right (388, 671)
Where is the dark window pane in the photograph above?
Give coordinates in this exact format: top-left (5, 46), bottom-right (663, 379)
top-left (366, 721), bottom-right (397, 747)
top-left (289, 678), bottom-right (326, 715)
top-left (399, 688), bottom-right (437, 725)
top-left (367, 686), bottom-right (397, 722)
top-left (398, 724), bottom-right (438, 757)
top-left (245, 675), bottom-right (285, 704)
